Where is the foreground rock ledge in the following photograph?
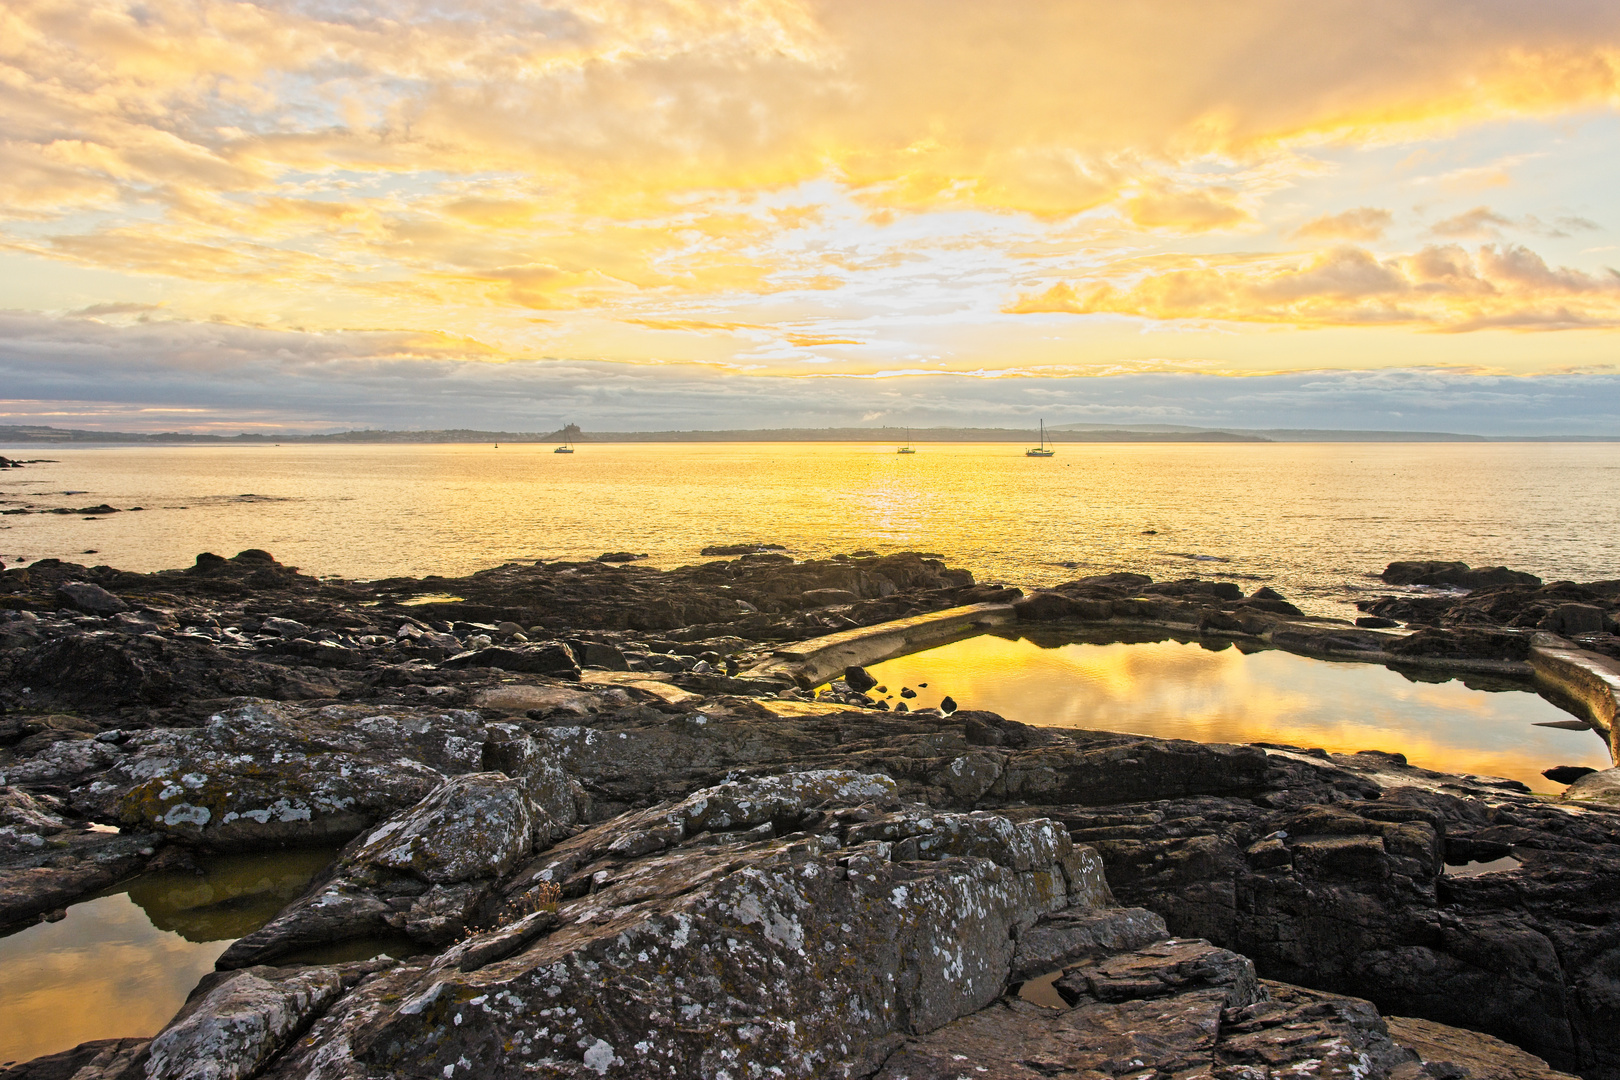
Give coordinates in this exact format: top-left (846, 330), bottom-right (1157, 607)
top-left (3, 768), bottom-right (1575, 1080)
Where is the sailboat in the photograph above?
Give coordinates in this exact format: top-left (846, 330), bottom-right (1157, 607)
top-left (554, 425), bottom-right (575, 454)
top-left (897, 428), bottom-right (916, 454)
top-left (1026, 419), bottom-right (1056, 458)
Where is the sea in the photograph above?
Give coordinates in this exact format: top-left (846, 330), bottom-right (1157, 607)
top-left (2, 441), bottom-right (1616, 619)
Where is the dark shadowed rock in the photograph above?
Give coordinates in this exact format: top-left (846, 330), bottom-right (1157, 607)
top-left (1388, 626), bottom-right (1531, 662)
top-left (1544, 603), bottom-right (1607, 635)
top-left (844, 664), bottom-right (878, 691)
top-left (54, 581), bottom-right (128, 615)
top-left (1013, 591), bottom-right (1077, 621)
top-left (1543, 765), bottom-right (1597, 785)
top-left (441, 643), bottom-right (580, 678)
top-left (700, 543), bottom-right (785, 557)
top-left (1383, 560), bottom-right (1542, 589)
top-left (876, 967), bottom-right (1427, 1080)
top-left (801, 587), bottom-right (860, 607)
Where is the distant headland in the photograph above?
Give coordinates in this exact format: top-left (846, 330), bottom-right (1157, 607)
top-left (2, 422), bottom-right (1616, 445)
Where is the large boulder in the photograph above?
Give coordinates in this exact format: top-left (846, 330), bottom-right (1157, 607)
top-left (349, 771), bottom-right (543, 884)
top-left (262, 787), bottom-right (1104, 1079)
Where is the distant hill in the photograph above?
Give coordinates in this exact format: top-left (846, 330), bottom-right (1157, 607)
top-left (1, 423), bottom-right (1613, 444)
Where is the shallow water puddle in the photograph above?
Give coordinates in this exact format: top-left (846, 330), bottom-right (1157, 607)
top-left (859, 633), bottom-right (1609, 794)
top-left (0, 847), bottom-right (336, 1065)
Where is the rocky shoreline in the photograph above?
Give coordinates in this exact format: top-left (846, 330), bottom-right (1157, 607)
top-left (4, 549), bottom-right (1620, 1078)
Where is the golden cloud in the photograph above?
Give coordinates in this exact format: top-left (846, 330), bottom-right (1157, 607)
top-left (1293, 207), bottom-right (1393, 242)
top-left (1125, 186), bottom-right (1249, 232)
top-left (1006, 243), bottom-right (1620, 330)
top-left (3, 0), bottom-right (1620, 370)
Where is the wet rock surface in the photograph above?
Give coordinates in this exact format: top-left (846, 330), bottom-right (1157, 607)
top-left (3, 551), bottom-right (1620, 1078)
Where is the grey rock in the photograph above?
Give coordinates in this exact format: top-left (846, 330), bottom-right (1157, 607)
top-left (579, 641), bottom-right (629, 670)
top-left (261, 616), bottom-right (311, 638)
top-left (144, 966), bottom-right (344, 1080)
top-left (350, 771), bottom-right (541, 884)
top-left (1009, 906), bottom-right (1167, 983)
top-left (221, 759), bottom-right (577, 965)
top-left (1054, 937), bottom-right (1260, 1009)
top-left (1560, 767), bottom-right (1620, 806)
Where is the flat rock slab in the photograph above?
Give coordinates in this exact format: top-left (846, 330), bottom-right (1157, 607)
top-left (876, 971), bottom-right (1421, 1080)
top-left (1387, 1015), bottom-right (1579, 1080)
top-left (69, 700), bottom-right (497, 847)
top-left (472, 685), bottom-right (600, 713)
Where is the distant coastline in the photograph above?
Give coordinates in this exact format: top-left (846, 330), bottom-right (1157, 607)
top-left (1, 422), bottom-right (1617, 445)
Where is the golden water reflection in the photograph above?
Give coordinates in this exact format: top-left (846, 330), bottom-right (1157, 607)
top-left (862, 634), bottom-right (1611, 794)
top-left (0, 848), bottom-right (335, 1065)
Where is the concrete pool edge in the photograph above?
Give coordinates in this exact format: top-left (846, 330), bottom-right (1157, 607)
top-left (746, 608), bottom-right (1620, 765)
top-left (744, 601), bottom-right (1019, 687)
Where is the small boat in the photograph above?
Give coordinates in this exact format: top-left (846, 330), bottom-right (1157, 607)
top-left (1026, 419), bottom-right (1056, 458)
top-left (897, 428), bottom-right (916, 454)
top-left (554, 441), bottom-right (574, 454)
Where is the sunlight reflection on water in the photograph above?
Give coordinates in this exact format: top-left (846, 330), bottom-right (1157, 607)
top-left (860, 633), bottom-right (1610, 793)
top-left (0, 848), bottom-right (336, 1064)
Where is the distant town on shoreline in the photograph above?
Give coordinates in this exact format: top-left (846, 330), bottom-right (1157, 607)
top-left (2, 422), bottom-right (1617, 445)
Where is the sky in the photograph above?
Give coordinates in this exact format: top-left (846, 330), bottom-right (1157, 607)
top-left (2, 0), bottom-right (1619, 434)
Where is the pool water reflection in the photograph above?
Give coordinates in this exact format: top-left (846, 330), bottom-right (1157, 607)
top-left (858, 632), bottom-right (1610, 794)
top-left (0, 847), bottom-right (336, 1065)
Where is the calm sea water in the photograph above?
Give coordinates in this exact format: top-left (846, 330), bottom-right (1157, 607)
top-left (2, 442), bottom-right (1616, 618)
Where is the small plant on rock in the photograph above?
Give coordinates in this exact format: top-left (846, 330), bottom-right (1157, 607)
top-left (512, 881), bottom-right (564, 917)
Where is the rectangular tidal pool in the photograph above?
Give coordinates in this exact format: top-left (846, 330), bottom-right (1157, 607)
top-left (854, 631), bottom-right (1611, 795)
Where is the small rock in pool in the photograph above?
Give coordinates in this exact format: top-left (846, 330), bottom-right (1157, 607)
top-left (844, 665), bottom-right (878, 692)
top-left (939, 695), bottom-right (957, 714)
top-left (1544, 765), bottom-right (1599, 785)
top-left (899, 687), bottom-right (916, 699)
